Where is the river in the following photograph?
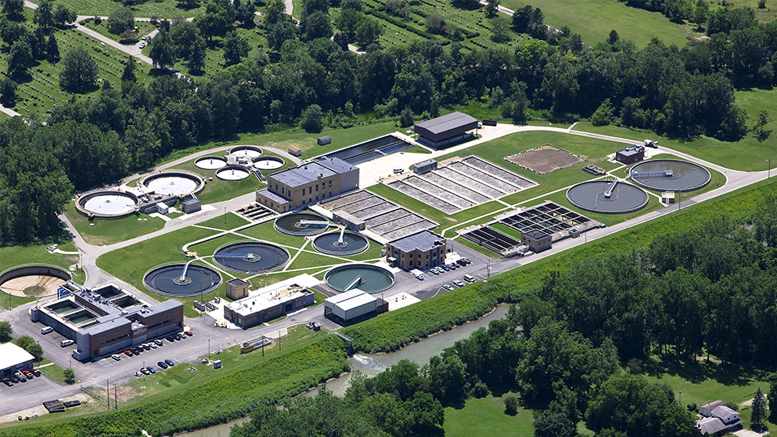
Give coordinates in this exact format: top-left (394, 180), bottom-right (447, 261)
top-left (175, 305), bottom-right (511, 437)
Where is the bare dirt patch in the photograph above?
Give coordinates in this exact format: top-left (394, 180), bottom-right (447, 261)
top-left (505, 145), bottom-right (584, 175)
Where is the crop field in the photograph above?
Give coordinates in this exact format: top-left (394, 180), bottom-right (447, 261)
top-left (499, 0), bottom-right (696, 47)
top-left (27, 0), bottom-right (205, 19)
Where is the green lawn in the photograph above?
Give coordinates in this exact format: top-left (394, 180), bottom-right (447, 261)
top-left (171, 160), bottom-right (263, 205)
top-left (0, 243), bottom-right (79, 273)
top-left (490, 222), bottom-right (522, 240)
top-left (38, 360), bottom-right (78, 385)
top-left (27, 0), bottom-right (205, 19)
top-left (1, 10), bottom-right (141, 121)
top-left (63, 201), bottom-right (166, 246)
top-left (236, 220), bottom-right (309, 249)
top-left (499, 0), bottom-right (696, 47)
top-left (196, 213), bottom-right (250, 231)
top-left (445, 392), bottom-right (535, 437)
top-left (575, 119), bottom-right (774, 172)
top-left (80, 19), bottom-right (157, 44)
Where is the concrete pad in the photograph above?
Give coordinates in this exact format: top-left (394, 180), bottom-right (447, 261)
top-left (388, 292), bottom-right (420, 311)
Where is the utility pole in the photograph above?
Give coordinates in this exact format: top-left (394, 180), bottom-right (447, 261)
top-left (208, 339), bottom-right (210, 359)
top-left (114, 384), bottom-right (118, 409)
top-left (278, 330), bottom-right (282, 351)
top-left (106, 379), bottom-right (110, 409)
top-left (768, 159), bottom-right (771, 179)
top-left (224, 207), bottom-right (227, 225)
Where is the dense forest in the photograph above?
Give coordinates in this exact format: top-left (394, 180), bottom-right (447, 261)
top-left (1, 0), bottom-right (776, 245)
top-left (228, 196), bottom-right (777, 437)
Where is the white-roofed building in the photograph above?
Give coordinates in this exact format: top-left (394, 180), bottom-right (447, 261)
top-left (0, 342), bottom-right (35, 377)
top-left (324, 289), bottom-right (388, 324)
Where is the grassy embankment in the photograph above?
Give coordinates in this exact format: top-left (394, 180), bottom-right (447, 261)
top-left (0, 245), bottom-right (82, 310)
top-left (500, 0), bottom-right (696, 47)
top-left (0, 332), bottom-right (348, 437)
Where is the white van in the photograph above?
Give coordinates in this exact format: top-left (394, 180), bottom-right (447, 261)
top-left (463, 274), bottom-right (475, 282)
top-left (60, 340), bottom-right (74, 347)
top-left (41, 326), bottom-right (54, 335)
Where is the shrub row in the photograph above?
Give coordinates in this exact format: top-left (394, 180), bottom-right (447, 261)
top-left (368, 9), bottom-right (441, 41)
top-left (0, 336), bottom-right (348, 437)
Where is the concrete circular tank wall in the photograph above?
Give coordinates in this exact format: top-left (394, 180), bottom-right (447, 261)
top-left (229, 146), bottom-right (263, 159)
top-left (566, 180), bottom-right (649, 214)
top-left (213, 242), bottom-right (290, 274)
top-left (143, 263), bottom-right (222, 297)
top-left (630, 159), bottom-right (711, 192)
top-left (325, 264), bottom-right (395, 294)
top-left (0, 265), bottom-right (71, 297)
top-left (76, 190), bottom-right (139, 219)
top-left (195, 156), bottom-right (228, 170)
top-left (253, 156), bottom-right (284, 170)
top-left (312, 232), bottom-right (369, 256)
top-left (141, 171), bottom-right (205, 197)
top-left (216, 164), bottom-right (251, 181)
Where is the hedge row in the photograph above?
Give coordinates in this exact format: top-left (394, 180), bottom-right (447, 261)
top-left (0, 336), bottom-right (348, 437)
top-left (368, 9), bottom-right (441, 41)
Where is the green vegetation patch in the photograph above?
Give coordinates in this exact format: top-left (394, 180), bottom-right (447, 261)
top-left (171, 160), bottom-right (263, 205)
top-left (27, 0), bottom-right (205, 19)
top-left (0, 335), bottom-right (348, 437)
top-left (63, 200), bottom-right (165, 246)
top-left (444, 392), bottom-right (535, 437)
top-left (195, 213), bottom-right (250, 231)
top-left (499, 0), bottom-right (696, 47)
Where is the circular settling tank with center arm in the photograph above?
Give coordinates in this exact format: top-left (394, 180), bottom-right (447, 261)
top-left (566, 180), bottom-right (649, 214)
top-left (325, 264), bottom-right (395, 294)
top-left (274, 213), bottom-right (330, 236)
top-left (229, 146), bottom-right (263, 159)
top-left (312, 231), bottom-right (369, 256)
top-left (141, 171), bottom-right (205, 197)
top-left (195, 156), bottom-right (228, 170)
top-left (76, 191), bottom-right (139, 218)
top-left (213, 242), bottom-right (290, 274)
top-left (143, 263), bottom-right (222, 297)
top-left (254, 156), bottom-right (285, 170)
top-left (216, 165), bottom-right (251, 181)
top-left (630, 159), bottom-right (710, 192)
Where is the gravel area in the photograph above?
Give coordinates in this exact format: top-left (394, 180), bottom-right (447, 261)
top-left (338, 196), bottom-right (384, 215)
top-left (365, 208), bottom-right (412, 227)
top-left (423, 172), bottom-right (491, 203)
top-left (404, 176), bottom-right (471, 209)
top-left (382, 220), bottom-right (437, 241)
top-left (355, 202), bottom-right (399, 220)
top-left (320, 191), bottom-right (373, 210)
top-left (388, 181), bottom-right (459, 214)
top-left (436, 167), bottom-right (505, 198)
top-left (371, 214), bottom-right (425, 234)
top-left (449, 162), bottom-right (519, 194)
top-left (463, 157), bottom-right (536, 188)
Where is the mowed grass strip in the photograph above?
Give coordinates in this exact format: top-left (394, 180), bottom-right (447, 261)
top-left (62, 201), bottom-right (166, 246)
top-left (499, 0), bottom-right (696, 47)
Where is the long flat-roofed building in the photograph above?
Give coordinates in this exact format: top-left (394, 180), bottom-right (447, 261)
top-left (31, 283), bottom-right (183, 361)
top-left (256, 157), bottom-right (359, 212)
top-left (324, 289), bottom-right (388, 325)
top-left (0, 343), bottom-right (35, 377)
top-left (386, 230), bottom-right (448, 270)
top-left (223, 276), bottom-right (318, 328)
top-left (414, 112), bottom-right (478, 149)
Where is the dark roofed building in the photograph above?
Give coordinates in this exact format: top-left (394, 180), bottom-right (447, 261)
top-left (256, 157), bottom-right (359, 212)
top-left (414, 112), bottom-right (478, 149)
top-left (387, 230), bottom-right (448, 269)
top-left (522, 230), bottom-right (552, 253)
top-left (616, 145), bottom-right (645, 164)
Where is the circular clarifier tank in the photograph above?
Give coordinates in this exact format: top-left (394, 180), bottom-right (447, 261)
top-left (77, 191), bottom-right (138, 218)
top-left (229, 145), bottom-right (263, 159)
top-left (274, 213), bottom-right (330, 237)
top-left (216, 165), bottom-right (251, 181)
top-left (313, 231), bottom-right (369, 256)
top-left (213, 242), bottom-right (290, 274)
top-left (195, 156), bottom-right (228, 170)
top-left (254, 156), bottom-right (284, 170)
top-left (630, 159), bottom-right (711, 192)
top-left (567, 180), bottom-right (649, 214)
top-left (325, 264), bottom-right (395, 294)
top-left (142, 171), bottom-right (204, 197)
top-left (143, 263), bottom-right (222, 297)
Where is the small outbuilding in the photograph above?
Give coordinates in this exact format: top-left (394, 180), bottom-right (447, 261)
top-left (414, 112), bottom-right (478, 149)
top-left (225, 278), bottom-right (249, 300)
top-left (182, 199), bottom-right (202, 214)
top-left (616, 145), bottom-right (645, 164)
top-left (157, 203), bottom-right (169, 215)
top-left (288, 146), bottom-right (302, 157)
top-left (317, 136), bottom-right (332, 146)
top-left (0, 343), bottom-right (35, 377)
top-left (324, 289), bottom-right (386, 324)
top-left (522, 230), bottom-right (552, 253)
top-left (413, 159), bottom-right (438, 175)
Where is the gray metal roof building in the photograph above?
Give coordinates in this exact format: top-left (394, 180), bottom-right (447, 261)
top-left (414, 112), bottom-right (478, 149)
top-left (390, 230), bottom-right (446, 252)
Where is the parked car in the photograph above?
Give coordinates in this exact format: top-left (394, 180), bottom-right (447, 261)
top-left (157, 361), bottom-right (168, 369)
top-left (430, 268), bottom-right (439, 275)
top-left (40, 326), bottom-right (53, 335)
top-left (443, 284), bottom-right (453, 291)
top-left (16, 372), bottom-right (26, 382)
top-left (164, 359), bottom-right (175, 367)
top-left (441, 264), bottom-right (450, 271)
top-left (147, 366), bottom-right (156, 374)
top-left (31, 369), bottom-right (41, 377)
top-left (10, 375), bottom-right (19, 383)
top-left (184, 330), bottom-right (192, 336)
top-left (150, 343), bottom-right (157, 349)
top-left (111, 354), bottom-right (121, 361)
top-left (124, 350), bottom-right (133, 357)
top-left (132, 347), bottom-right (141, 355)
top-left (22, 370), bottom-right (32, 379)
top-left (464, 274), bottom-right (475, 282)
top-left (154, 339), bottom-right (163, 346)
top-left (140, 367), bottom-right (150, 375)
top-left (60, 340), bottom-right (74, 347)
top-left (166, 335), bottom-right (175, 342)
top-left (453, 279), bottom-right (464, 287)
top-left (178, 332), bottom-right (187, 339)
top-left (462, 257), bottom-right (471, 264)
top-left (2, 378), bottom-right (12, 387)
top-left (457, 259), bottom-right (467, 266)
